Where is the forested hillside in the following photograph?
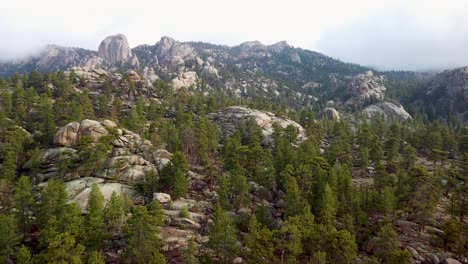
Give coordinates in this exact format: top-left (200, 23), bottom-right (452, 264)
top-left (0, 68), bottom-right (466, 264)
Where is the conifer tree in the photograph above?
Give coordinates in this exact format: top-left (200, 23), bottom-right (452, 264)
top-left (0, 214), bottom-right (19, 261)
top-left (283, 170), bottom-right (304, 218)
top-left (244, 216), bottom-right (275, 263)
top-left (87, 250), bottom-right (105, 264)
top-left (37, 179), bottom-right (68, 228)
top-left (83, 183), bottom-right (106, 249)
top-left (104, 192), bottom-right (126, 233)
top-left (208, 205), bottom-right (239, 264)
top-left (14, 176), bottom-right (34, 234)
top-left (318, 184), bottom-right (337, 226)
top-left (17, 245), bottom-right (31, 264)
top-left (125, 205), bottom-right (166, 264)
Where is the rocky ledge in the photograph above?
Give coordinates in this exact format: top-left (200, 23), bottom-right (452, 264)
top-left (209, 106), bottom-right (306, 145)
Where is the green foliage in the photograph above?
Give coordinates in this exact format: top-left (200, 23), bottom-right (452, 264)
top-left (83, 183), bottom-right (106, 249)
top-left (283, 167), bottom-right (304, 218)
top-left (274, 219), bottom-right (303, 264)
top-left (87, 251), bottom-right (105, 264)
top-left (14, 176), bottom-right (34, 233)
top-left (244, 216), bottom-right (275, 263)
top-left (37, 179), bottom-right (68, 228)
top-left (439, 219), bottom-right (467, 256)
top-left (375, 224), bottom-right (412, 264)
top-left (182, 238), bottom-right (199, 264)
top-left (179, 206), bottom-right (190, 218)
top-left (35, 231), bottom-right (85, 264)
top-left (125, 205), bottom-right (166, 264)
top-left (104, 192), bottom-right (126, 233)
top-left (0, 214), bottom-right (19, 259)
top-left (17, 245), bottom-right (31, 264)
top-left (216, 173), bottom-right (230, 210)
top-left (208, 204), bottom-right (239, 264)
top-left (318, 183), bottom-right (337, 226)
top-left (159, 151), bottom-right (189, 199)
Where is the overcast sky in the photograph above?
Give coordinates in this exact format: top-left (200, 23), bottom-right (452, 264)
top-left (1, 0), bottom-right (467, 71)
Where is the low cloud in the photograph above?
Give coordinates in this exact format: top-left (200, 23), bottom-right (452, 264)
top-left (316, 6), bottom-right (468, 71)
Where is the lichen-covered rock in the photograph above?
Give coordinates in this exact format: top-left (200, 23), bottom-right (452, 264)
top-left (32, 120), bottom-right (173, 210)
top-left (153, 193), bottom-right (171, 203)
top-left (63, 177), bottom-right (144, 211)
top-left (172, 71), bottom-right (198, 89)
top-left (209, 106), bottom-right (306, 145)
top-left (345, 71), bottom-right (387, 107)
top-left (318, 107), bottom-right (341, 121)
top-left (363, 100), bottom-right (411, 121)
top-left (53, 119), bottom-right (108, 147)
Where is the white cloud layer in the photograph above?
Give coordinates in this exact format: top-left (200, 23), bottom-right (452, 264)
top-left (1, 0), bottom-right (467, 71)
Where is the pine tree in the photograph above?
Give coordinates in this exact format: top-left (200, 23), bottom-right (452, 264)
top-left (216, 173), bottom-right (230, 210)
top-left (37, 94), bottom-right (55, 145)
top-left (104, 192), bottom-right (126, 233)
top-left (401, 145), bottom-right (417, 170)
top-left (326, 229), bottom-right (358, 264)
top-left (125, 205), bottom-right (166, 264)
top-left (230, 164), bottom-right (249, 209)
top-left (37, 179), bottom-right (68, 228)
top-left (375, 224), bottom-right (412, 264)
top-left (208, 204), bottom-right (239, 264)
top-left (359, 146), bottom-right (369, 168)
top-left (382, 186), bottom-right (395, 220)
top-left (0, 214), bottom-right (19, 260)
top-left (87, 251), bottom-right (105, 264)
top-left (274, 220), bottom-right (303, 264)
top-left (35, 231), bottom-right (85, 264)
top-left (283, 170), bottom-right (304, 218)
top-left (11, 82), bottom-right (26, 125)
top-left (14, 176), bottom-right (34, 234)
top-left (17, 245), bottom-right (31, 264)
top-left (83, 183), bottom-right (106, 249)
top-left (318, 184), bottom-right (337, 226)
top-left (172, 170), bottom-right (189, 199)
top-left (182, 238), bottom-right (199, 264)
top-left (1, 128), bottom-right (25, 180)
top-left (159, 151), bottom-right (189, 198)
top-left (244, 216), bottom-right (275, 263)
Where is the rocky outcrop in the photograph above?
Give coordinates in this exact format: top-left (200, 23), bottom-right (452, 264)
top-left (171, 71), bottom-right (198, 89)
top-left (209, 106), bottom-right (306, 145)
top-left (153, 36), bottom-right (198, 68)
top-left (345, 71), bottom-right (386, 107)
top-left (425, 66), bottom-right (468, 122)
top-left (36, 45), bottom-right (102, 71)
top-left (64, 177), bottom-right (144, 211)
top-left (98, 34), bottom-right (139, 66)
top-left (363, 100), bottom-right (412, 121)
top-left (53, 119), bottom-right (108, 147)
top-left (31, 119), bottom-right (172, 210)
top-left (318, 107), bottom-right (341, 121)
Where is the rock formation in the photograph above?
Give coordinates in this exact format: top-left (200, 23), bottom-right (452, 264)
top-left (318, 107), bottom-right (341, 121)
top-left (425, 66), bottom-right (468, 122)
top-left (98, 34), bottom-right (139, 66)
top-left (28, 119), bottom-right (171, 211)
top-left (36, 45), bottom-right (102, 71)
top-left (345, 71), bottom-right (386, 107)
top-left (362, 100), bottom-right (412, 121)
top-left (209, 106), bottom-right (306, 145)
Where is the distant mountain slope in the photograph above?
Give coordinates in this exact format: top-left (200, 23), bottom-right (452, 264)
top-left (2, 34), bottom-right (467, 124)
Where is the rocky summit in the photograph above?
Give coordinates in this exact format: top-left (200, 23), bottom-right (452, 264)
top-left (98, 34), bottom-right (139, 66)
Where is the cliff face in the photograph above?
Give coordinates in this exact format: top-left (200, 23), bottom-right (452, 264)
top-left (424, 66), bottom-right (468, 122)
top-left (98, 34), bottom-right (139, 66)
